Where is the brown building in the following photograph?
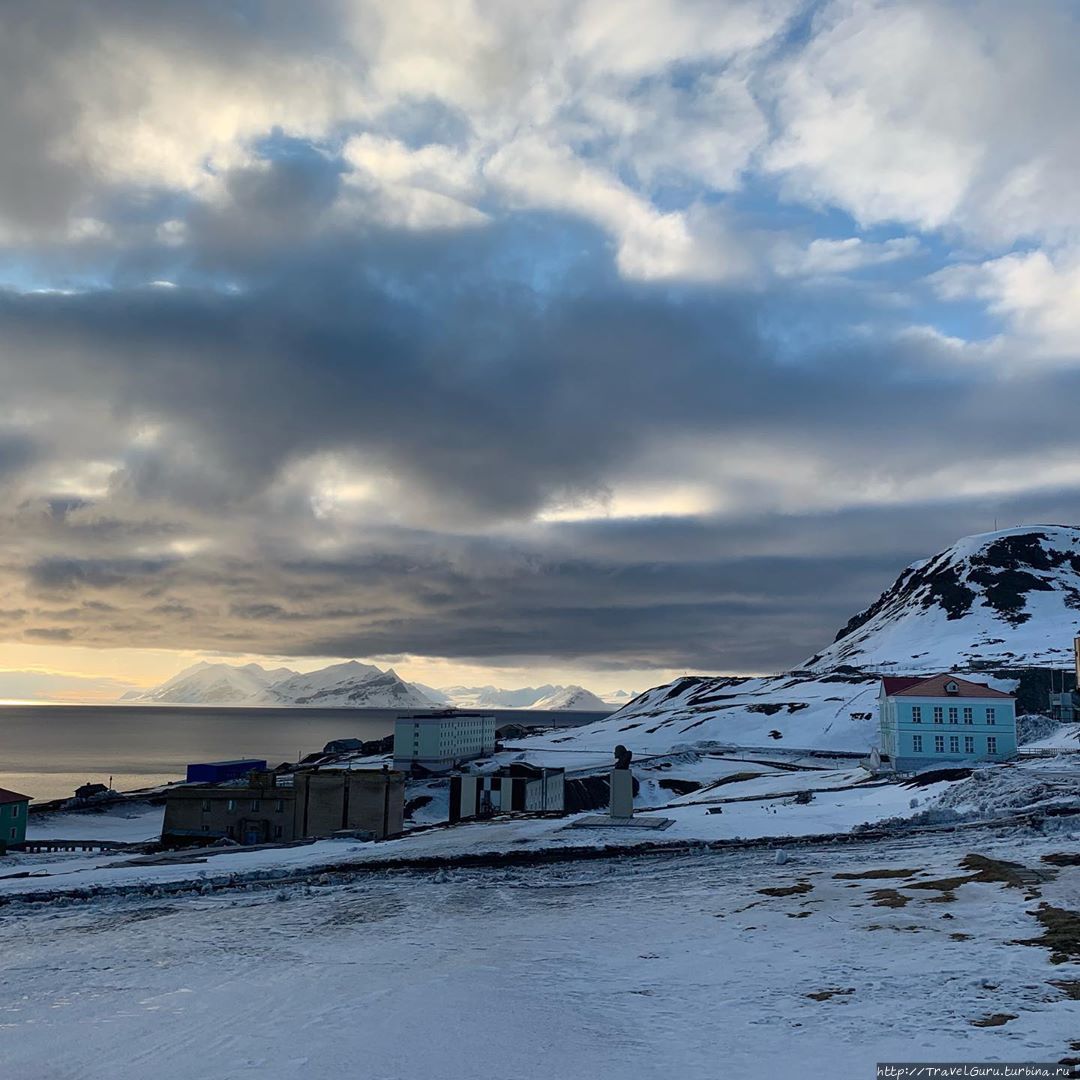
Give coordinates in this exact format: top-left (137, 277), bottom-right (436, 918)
top-left (162, 767), bottom-right (404, 846)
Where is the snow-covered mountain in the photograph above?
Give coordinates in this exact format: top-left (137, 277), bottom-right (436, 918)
top-left (424, 683), bottom-right (619, 709)
top-left (122, 661), bottom-right (297, 705)
top-left (264, 661), bottom-right (385, 703)
top-left (279, 667), bottom-right (434, 708)
top-left (521, 526), bottom-right (1080, 757)
top-left (125, 660), bottom-right (438, 708)
top-left (529, 685), bottom-right (611, 711)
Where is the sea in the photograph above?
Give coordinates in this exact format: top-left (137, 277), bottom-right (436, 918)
top-left (0, 704), bottom-right (612, 803)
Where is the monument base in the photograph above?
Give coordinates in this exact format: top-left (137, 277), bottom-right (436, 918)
top-left (568, 815), bottom-right (674, 831)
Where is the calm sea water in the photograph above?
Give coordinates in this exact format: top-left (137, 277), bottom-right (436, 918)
top-left (0, 704), bottom-right (611, 803)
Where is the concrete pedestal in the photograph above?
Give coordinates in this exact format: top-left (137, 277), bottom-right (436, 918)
top-left (609, 768), bottom-right (634, 818)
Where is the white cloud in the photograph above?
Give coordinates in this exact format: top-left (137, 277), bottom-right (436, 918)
top-left (933, 249), bottom-right (1080, 359)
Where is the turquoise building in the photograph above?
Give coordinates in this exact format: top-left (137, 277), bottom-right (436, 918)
top-left (0, 787), bottom-right (30, 852)
top-left (879, 674), bottom-right (1016, 772)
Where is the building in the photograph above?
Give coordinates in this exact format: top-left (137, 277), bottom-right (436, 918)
top-left (879, 674), bottom-right (1017, 771)
top-left (162, 766), bottom-right (404, 846)
top-left (449, 764), bottom-right (565, 823)
top-left (0, 787), bottom-right (31, 852)
top-left (393, 711), bottom-right (496, 773)
top-left (185, 759), bottom-right (268, 784)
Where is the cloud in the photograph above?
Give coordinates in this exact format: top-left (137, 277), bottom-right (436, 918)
top-left (0, 0), bottom-right (1079, 680)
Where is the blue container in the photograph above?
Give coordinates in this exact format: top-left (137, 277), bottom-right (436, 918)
top-left (185, 759), bottom-right (267, 784)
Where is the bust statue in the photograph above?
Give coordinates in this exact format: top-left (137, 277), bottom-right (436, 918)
top-left (613, 744), bottom-right (633, 770)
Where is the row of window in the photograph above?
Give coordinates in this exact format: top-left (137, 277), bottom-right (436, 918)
top-left (911, 705), bottom-right (996, 725)
top-left (911, 734), bottom-right (998, 754)
top-left (202, 798), bottom-right (287, 814)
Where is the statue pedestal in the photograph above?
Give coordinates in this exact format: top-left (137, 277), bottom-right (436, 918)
top-left (609, 768), bottom-right (634, 818)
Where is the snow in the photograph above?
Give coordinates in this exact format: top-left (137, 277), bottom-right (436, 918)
top-left (25, 801), bottom-right (164, 843)
top-left (530, 685), bottom-right (610, 711)
top-left (2, 831), bottom-right (1077, 1080)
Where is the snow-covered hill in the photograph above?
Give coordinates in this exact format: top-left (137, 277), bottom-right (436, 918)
top-left (529, 685), bottom-right (610, 711)
top-left (125, 660), bottom-right (438, 708)
top-left (522, 526), bottom-right (1080, 757)
top-left (122, 662), bottom-right (297, 705)
top-left (808, 526), bottom-right (1080, 673)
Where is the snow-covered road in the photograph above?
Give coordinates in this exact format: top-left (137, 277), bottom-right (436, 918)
top-left (1, 830), bottom-right (1077, 1080)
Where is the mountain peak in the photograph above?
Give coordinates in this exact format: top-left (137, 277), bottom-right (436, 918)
top-left (810, 525), bottom-right (1080, 673)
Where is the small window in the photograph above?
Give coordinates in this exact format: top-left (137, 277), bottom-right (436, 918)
top-left (226, 799), bottom-right (237, 812)
top-left (201, 800), bottom-right (211, 813)
top-left (912, 734), bottom-right (923, 753)
top-left (964, 736), bottom-right (974, 753)
top-left (934, 735), bottom-right (944, 753)
top-left (273, 825), bottom-right (283, 839)
top-left (947, 707), bottom-right (958, 725)
top-left (949, 736), bottom-right (959, 753)
top-left (911, 706), bottom-right (922, 723)
top-left (275, 800), bottom-right (285, 813)
top-left (944, 680), bottom-right (959, 694)
top-left (933, 707), bottom-right (944, 724)
top-left (985, 707), bottom-right (996, 725)
top-left (987, 736), bottom-right (998, 754)
top-left (12, 804), bottom-right (20, 818)
top-left (963, 707), bottom-right (973, 725)
top-left (250, 799), bottom-right (260, 812)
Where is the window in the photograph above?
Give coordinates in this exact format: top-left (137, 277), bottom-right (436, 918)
top-left (933, 706), bottom-right (944, 724)
top-left (275, 800), bottom-right (285, 813)
top-left (250, 799), bottom-right (260, 812)
top-left (273, 825), bottom-right (283, 839)
top-left (912, 734), bottom-right (923, 753)
top-left (12, 804), bottom-right (20, 817)
top-left (963, 707), bottom-right (973, 724)
top-left (987, 736), bottom-right (998, 754)
top-left (911, 706), bottom-right (922, 723)
top-left (934, 735), bottom-right (945, 753)
top-left (225, 825), bottom-right (235, 839)
top-left (202, 825), bottom-right (209, 832)
top-left (985, 707), bottom-right (996, 725)
top-left (947, 707), bottom-right (958, 725)
top-left (226, 799), bottom-right (237, 812)
top-left (964, 736), bottom-right (974, 754)
top-left (949, 736), bottom-right (959, 753)
top-left (201, 799), bottom-right (211, 813)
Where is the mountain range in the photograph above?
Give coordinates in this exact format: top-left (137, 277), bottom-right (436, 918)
top-left (521, 526), bottom-right (1080, 758)
top-left (124, 663), bottom-right (623, 711)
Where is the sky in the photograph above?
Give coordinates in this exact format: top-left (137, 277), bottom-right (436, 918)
top-left (4, 0), bottom-right (1080, 702)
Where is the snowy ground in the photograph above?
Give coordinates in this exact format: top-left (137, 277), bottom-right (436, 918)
top-left (1, 830), bottom-right (1077, 1080)
top-left (25, 801), bottom-right (164, 843)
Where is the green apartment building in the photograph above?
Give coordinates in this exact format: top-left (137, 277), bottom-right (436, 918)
top-left (0, 787), bottom-right (30, 852)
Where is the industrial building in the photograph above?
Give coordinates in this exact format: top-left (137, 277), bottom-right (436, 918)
top-left (449, 764), bottom-right (565, 823)
top-left (879, 674), bottom-right (1017, 771)
top-left (162, 766), bottom-right (404, 846)
top-left (0, 787), bottom-right (30, 852)
top-left (393, 711), bottom-right (496, 773)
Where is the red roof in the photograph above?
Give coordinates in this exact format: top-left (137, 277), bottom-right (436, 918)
top-left (880, 673), bottom-right (1013, 700)
top-left (881, 676), bottom-right (924, 695)
top-left (0, 786), bottom-right (31, 805)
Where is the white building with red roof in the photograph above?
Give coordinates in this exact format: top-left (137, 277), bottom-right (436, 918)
top-left (878, 674), bottom-right (1016, 771)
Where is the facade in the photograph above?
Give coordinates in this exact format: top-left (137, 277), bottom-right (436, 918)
top-left (393, 711), bottom-right (496, 772)
top-left (449, 764), bottom-right (565, 823)
top-left (879, 674), bottom-right (1017, 772)
top-left (0, 787), bottom-right (30, 851)
top-left (185, 759), bottom-right (268, 784)
top-left (162, 767), bottom-right (404, 846)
